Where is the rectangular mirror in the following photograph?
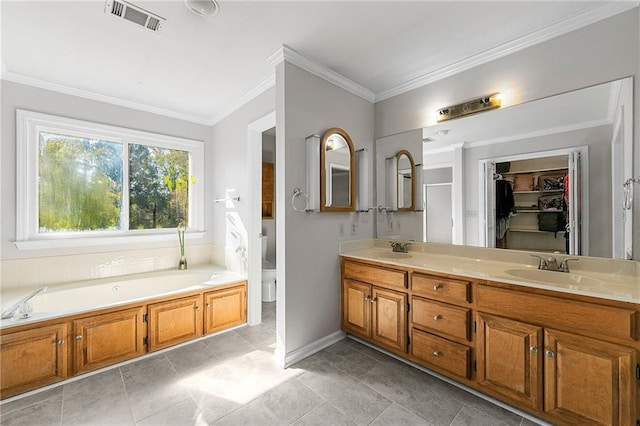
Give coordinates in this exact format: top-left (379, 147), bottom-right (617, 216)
top-left (375, 77), bottom-right (634, 259)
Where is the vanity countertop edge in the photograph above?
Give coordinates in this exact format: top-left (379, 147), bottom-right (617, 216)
top-left (340, 246), bottom-right (640, 304)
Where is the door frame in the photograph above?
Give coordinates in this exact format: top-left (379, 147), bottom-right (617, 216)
top-left (478, 146), bottom-right (589, 254)
top-left (247, 111), bottom-right (276, 326)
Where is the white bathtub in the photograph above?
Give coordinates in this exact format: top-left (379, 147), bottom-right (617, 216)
top-left (0, 265), bottom-right (245, 329)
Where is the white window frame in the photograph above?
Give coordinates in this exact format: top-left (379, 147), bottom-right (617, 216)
top-left (16, 109), bottom-right (205, 250)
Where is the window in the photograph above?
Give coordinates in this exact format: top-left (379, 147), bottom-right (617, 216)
top-left (16, 110), bottom-right (204, 249)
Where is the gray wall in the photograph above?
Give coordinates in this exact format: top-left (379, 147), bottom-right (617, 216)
top-left (279, 62), bottom-right (374, 354)
top-left (0, 80), bottom-right (212, 260)
top-left (375, 9), bottom-right (640, 259)
top-left (210, 87), bottom-right (276, 267)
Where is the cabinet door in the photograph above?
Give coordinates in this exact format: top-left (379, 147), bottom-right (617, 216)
top-left (544, 328), bottom-right (635, 426)
top-left (73, 307), bottom-right (145, 374)
top-left (476, 313), bottom-right (543, 410)
top-left (148, 295), bottom-right (203, 351)
top-left (204, 284), bottom-right (247, 334)
top-left (1, 324), bottom-right (68, 398)
top-left (342, 279), bottom-right (371, 338)
top-left (371, 287), bottom-right (407, 352)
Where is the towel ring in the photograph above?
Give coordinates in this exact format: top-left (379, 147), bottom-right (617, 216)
top-left (291, 188), bottom-right (308, 212)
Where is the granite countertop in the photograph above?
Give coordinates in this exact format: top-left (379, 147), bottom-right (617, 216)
top-left (340, 246), bottom-right (640, 304)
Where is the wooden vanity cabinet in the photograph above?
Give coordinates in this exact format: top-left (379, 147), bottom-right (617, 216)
top-left (410, 272), bottom-right (473, 379)
top-left (341, 255), bottom-right (640, 425)
top-left (204, 284), bottom-right (247, 334)
top-left (148, 295), bottom-right (203, 351)
top-left (476, 283), bottom-right (638, 425)
top-left (73, 307), bottom-right (146, 374)
top-left (476, 313), bottom-right (543, 410)
top-left (0, 324), bottom-right (68, 398)
top-left (341, 260), bottom-right (408, 353)
top-left (543, 329), bottom-right (635, 425)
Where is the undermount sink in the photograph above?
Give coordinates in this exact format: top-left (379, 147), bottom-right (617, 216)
top-left (376, 252), bottom-right (413, 259)
top-left (505, 268), bottom-right (604, 287)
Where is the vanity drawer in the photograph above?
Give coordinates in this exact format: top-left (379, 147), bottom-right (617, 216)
top-left (477, 285), bottom-right (638, 342)
top-left (412, 273), bottom-right (471, 305)
top-left (411, 329), bottom-right (471, 379)
top-left (412, 297), bottom-right (470, 341)
top-left (344, 261), bottom-right (407, 289)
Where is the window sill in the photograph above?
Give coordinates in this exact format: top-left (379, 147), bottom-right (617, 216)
top-left (14, 232), bottom-right (206, 251)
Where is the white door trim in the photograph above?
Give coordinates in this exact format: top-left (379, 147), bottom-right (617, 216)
top-left (247, 111), bottom-right (276, 326)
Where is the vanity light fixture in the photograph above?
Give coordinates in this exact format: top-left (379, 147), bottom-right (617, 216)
top-left (437, 93), bottom-right (501, 122)
top-left (184, 0), bottom-right (220, 17)
top-left (356, 148), bottom-right (370, 212)
top-left (414, 163), bottom-right (424, 212)
top-left (305, 134), bottom-right (320, 212)
top-left (385, 156), bottom-right (398, 211)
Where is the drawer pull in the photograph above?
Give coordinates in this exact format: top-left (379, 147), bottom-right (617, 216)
top-left (57, 339), bottom-right (64, 345)
top-left (75, 335), bottom-right (83, 340)
top-left (433, 314), bottom-right (442, 321)
top-left (433, 284), bottom-right (442, 291)
top-left (530, 347), bottom-right (538, 353)
top-left (546, 350), bottom-right (555, 358)
top-left (432, 351), bottom-right (441, 357)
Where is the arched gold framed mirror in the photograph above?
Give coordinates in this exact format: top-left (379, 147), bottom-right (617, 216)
top-left (320, 128), bottom-right (355, 212)
top-left (396, 150), bottom-right (415, 211)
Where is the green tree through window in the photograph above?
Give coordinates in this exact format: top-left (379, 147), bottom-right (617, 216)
top-left (129, 144), bottom-right (189, 229)
top-left (39, 133), bottom-right (122, 232)
top-left (38, 133), bottom-right (190, 233)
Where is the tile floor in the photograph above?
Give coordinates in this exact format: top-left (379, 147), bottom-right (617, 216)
top-left (0, 302), bottom-right (543, 425)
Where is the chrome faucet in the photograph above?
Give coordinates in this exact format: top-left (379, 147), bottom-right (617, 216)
top-left (530, 255), bottom-right (578, 273)
top-left (530, 254), bottom-right (559, 271)
top-left (1, 287), bottom-right (47, 320)
top-left (390, 241), bottom-right (410, 253)
top-left (559, 258), bottom-right (579, 273)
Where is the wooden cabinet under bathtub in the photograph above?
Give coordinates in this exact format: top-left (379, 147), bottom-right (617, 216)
top-left (340, 257), bottom-right (640, 426)
top-left (0, 280), bottom-right (247, 399)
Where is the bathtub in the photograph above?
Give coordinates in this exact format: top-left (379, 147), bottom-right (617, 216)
top-left (0, 265), bottom-right (245, 329)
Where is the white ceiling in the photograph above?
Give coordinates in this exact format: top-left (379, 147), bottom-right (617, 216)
top-left (1, 1), bottom-right (634, 125)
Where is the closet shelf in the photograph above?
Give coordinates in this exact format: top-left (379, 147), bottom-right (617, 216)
top-left (501, 166), bottom-right (568, 175)
top-left (513, 189), bottom-right (564, 194)
top-left (515, 209), bottom-right (563, 213)
top-left (509, 227), bottom-right (566, 234)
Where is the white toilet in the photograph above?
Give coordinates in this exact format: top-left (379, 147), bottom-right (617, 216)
top-left (261, 236), bottom-right (276, 302)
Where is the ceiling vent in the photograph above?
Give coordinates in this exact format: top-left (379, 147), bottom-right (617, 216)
top-left (105, 0), bottom-right (165, 32)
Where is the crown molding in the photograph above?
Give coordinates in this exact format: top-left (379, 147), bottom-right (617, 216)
top-left (2, 71), bottom-right (212, 126)
top-left (208, 73), bottom-right (275, 126)
top-left (268, 44), bottom-right (375, 103)
top-left (376, 1), bottom-right (639, 102)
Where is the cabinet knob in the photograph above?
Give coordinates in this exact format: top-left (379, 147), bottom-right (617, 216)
top-left (370, 297), bottom-right (377, 303)
top-left (57, 339), bottom-right (64, 345)
top-left (433, 284), bottom-right (442, 291)
top-left (530, 347), bottom-right (538, 353)
top-left (433, 314), bottom-right (442, 321)
top-left (432, 351), bottom-right (441, 357)
top-left (364, 296), bottom-right (371, 302)
top-left (545, 350), bottom-right (555, 358)
top-left (195, 306), bottom-right (201, 311)
top-left (75, 335), bottom-right (83, 340)
top-left (206, 303), bottom-right (211, 307)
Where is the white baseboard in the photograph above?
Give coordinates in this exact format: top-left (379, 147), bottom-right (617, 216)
top-left (277, 330), bottom-right (346, 368)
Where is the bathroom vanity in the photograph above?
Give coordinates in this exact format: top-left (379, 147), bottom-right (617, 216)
top-left (341, 241), bottom-right (640, 426)
top-left (0, 273), bottom-right (246, 399)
